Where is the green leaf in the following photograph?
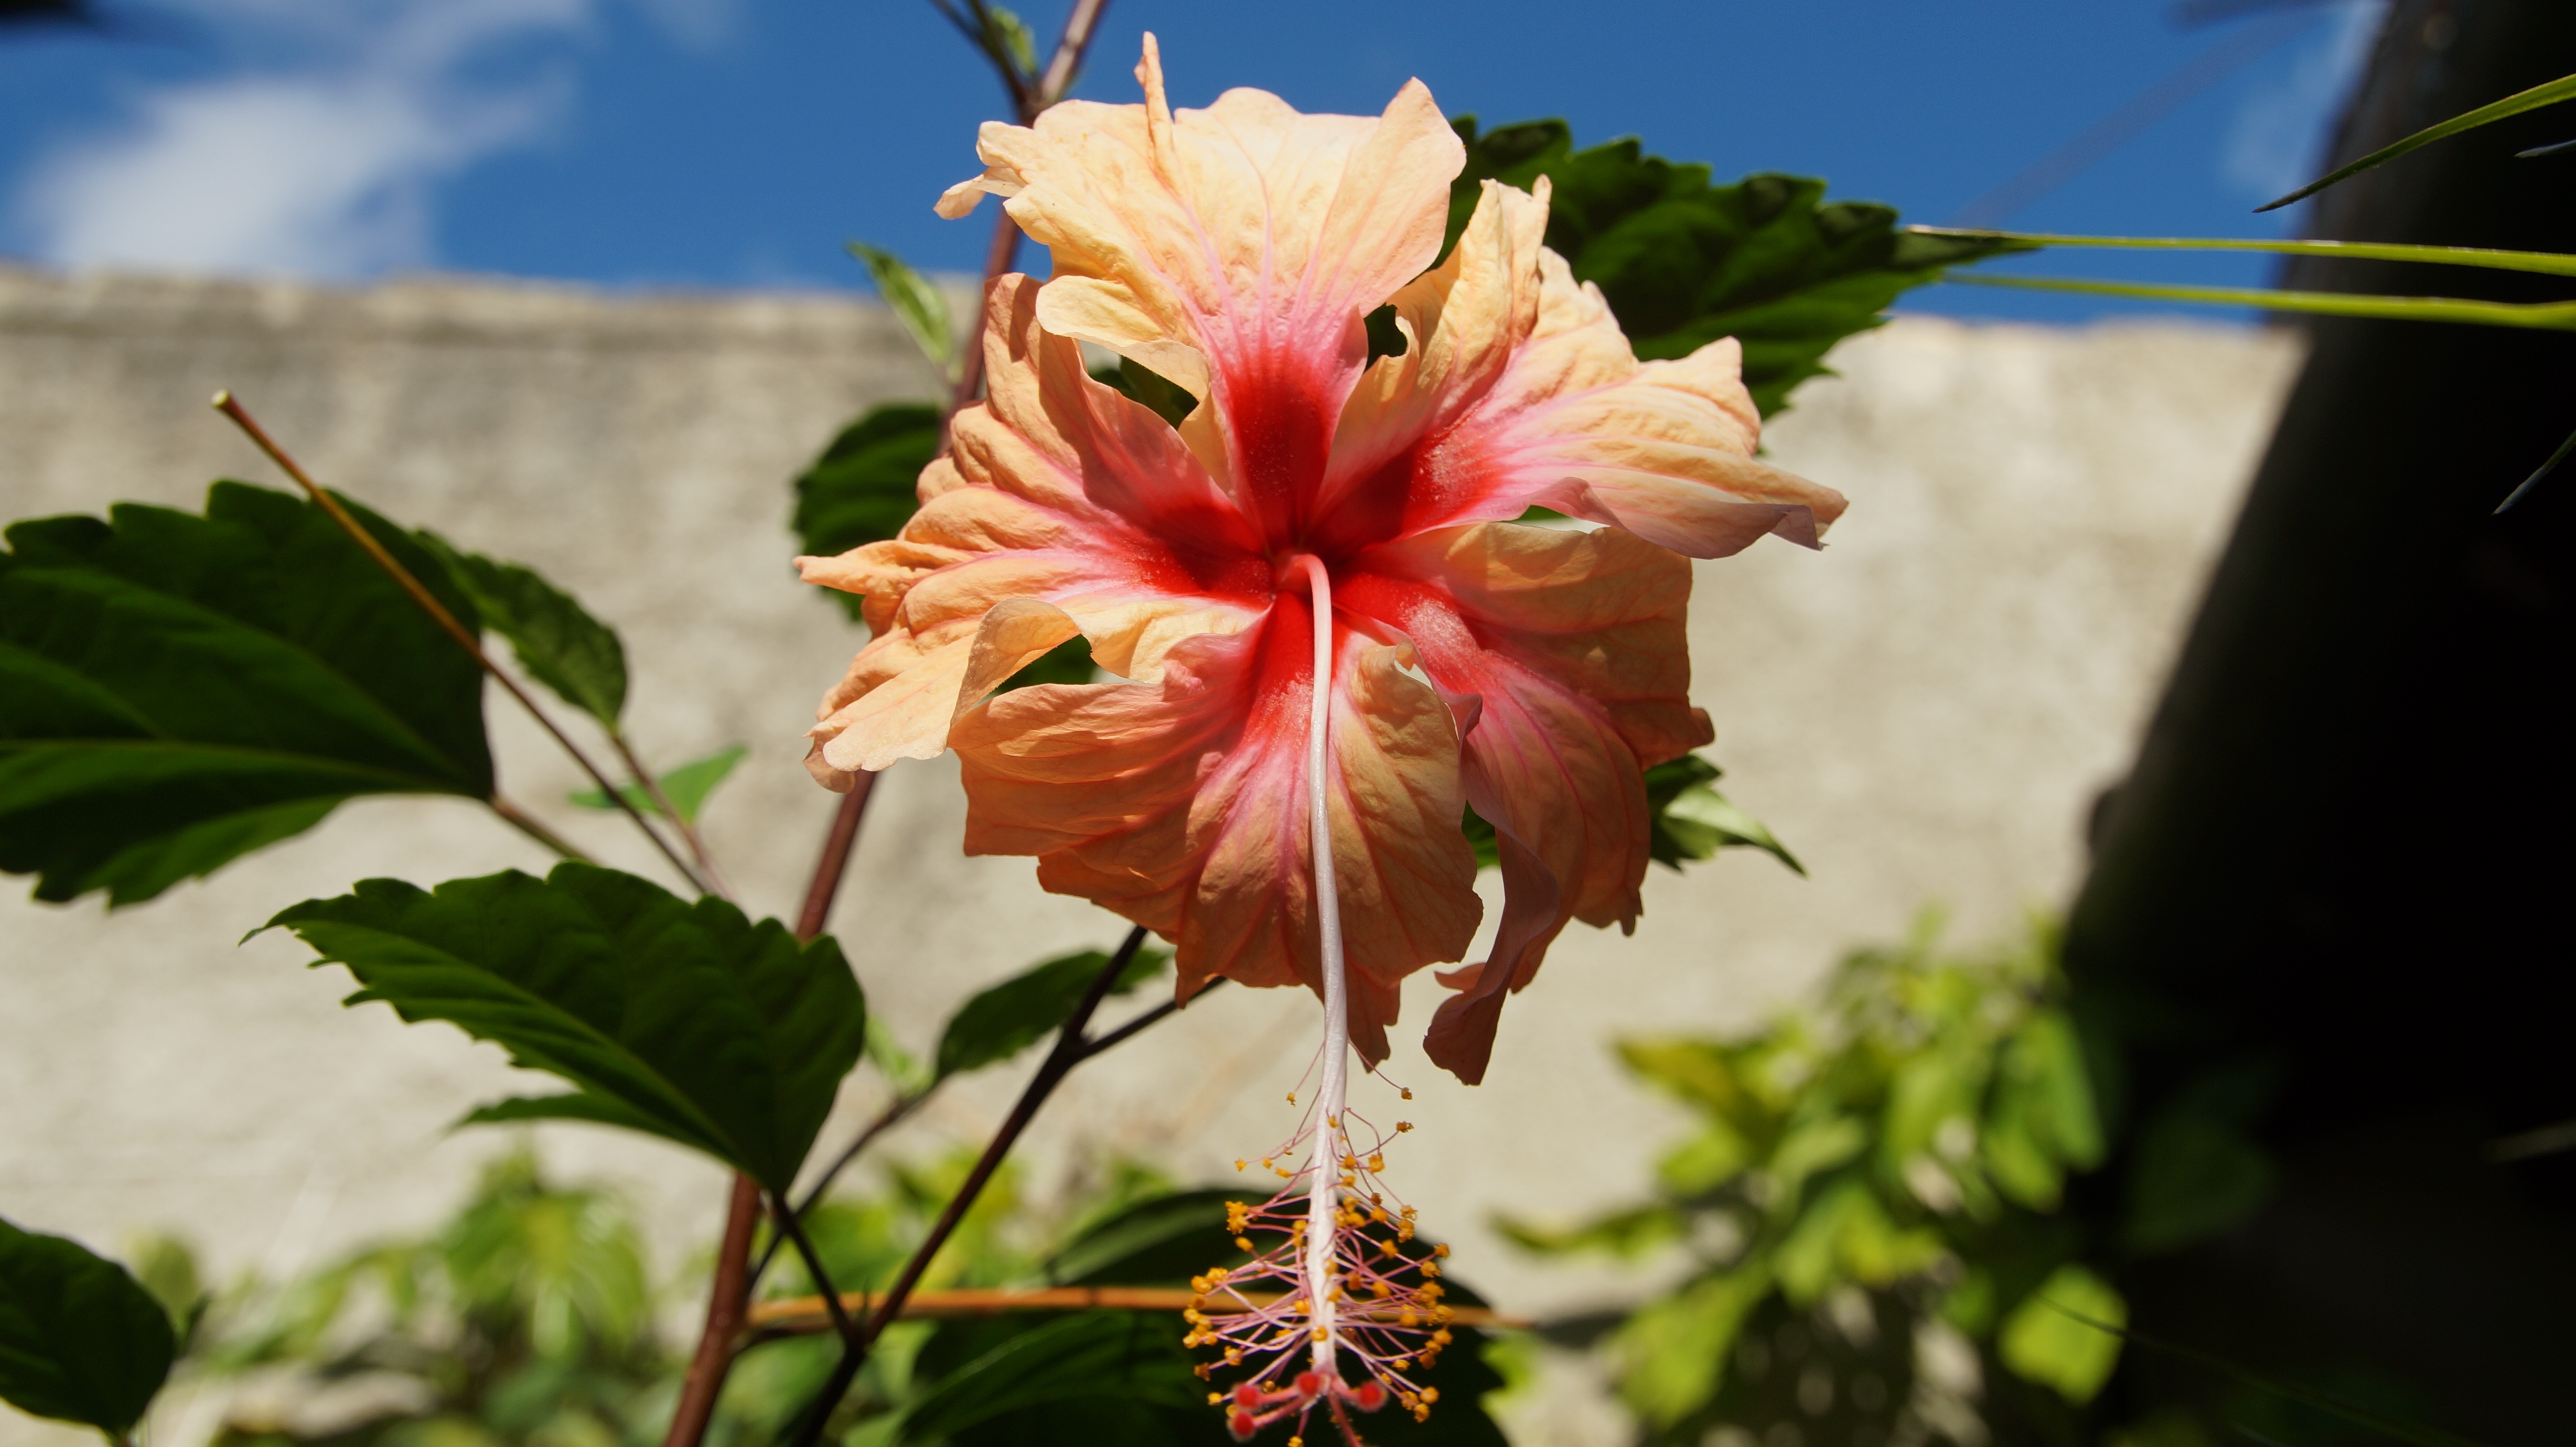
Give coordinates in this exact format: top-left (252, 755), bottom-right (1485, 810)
top-left (897, 1312), bottom-right (1212, 1442)
top-left (789, 404), bottom-right (943, 622)
top-left (418, 534), bottom-right (627, 728)
top-left (849, 243), bottom-right (960, 382)
top-left (1043, 1188), bottom-right (1247, 1288)
top-left (1997, 1265), bottom-right (2124, 1404)
top-left (2260, 70), bottom-right (2576, 211)
top-left (1615, 1267), bottom-right (1772, 1427)
top-left (981, 4), bottom-right (1038, 79)
top-left (1450, 120), bottom-right (2028, 417)
top-left (568, 744), bottom-right (746, 825)
top-left (935, 945), bottom-right (1168, 1081)
top-left (264, 861), bottom-right (864, 1192)
top-left (1645, 755), bottom-right (1804, 875)
top-left (0, 1217), bottom-right (176, 1440)
top-left (1493, 1202), bottom-right (1687, 1259)
top-left (2120, 1110), bottom-right (2276, 1255)
top-left (999, 633), bottom-right (1096, 692)
top-left (1091, 356), bottom-right (1197, 429)
top-left (0, 482), bottom-right (492, 905)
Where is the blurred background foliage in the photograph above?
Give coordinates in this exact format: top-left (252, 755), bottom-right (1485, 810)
top-left (1503, 917), bottom-right (2121, 1447)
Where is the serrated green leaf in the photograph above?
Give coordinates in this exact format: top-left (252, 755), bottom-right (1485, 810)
top-left (0, 482), bottom-right (491, 905)
top-left (568, 743), bottom-right (746, 825)
top-left (1451, 119), bottom-right (2027, 417)
top-left (849, 243), bottom-right (960, 382)
top-left (789, 404), bottom-right (944, 622)
top-left (264, 862), bottom-right (864, 1192)
top-left (0, 1217), bottom-right (175, 1440)
top-left (418, 534), bottom-right (627, 728)
top-left (935, 945), bottom-right (1168, 1082)
top-left (1997, 1265), bottom-right (2124, 1404)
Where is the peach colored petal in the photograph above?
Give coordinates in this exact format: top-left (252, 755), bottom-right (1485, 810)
top-left (1339, 521), bottom-right (1715, 1079)
top-left (800, 274), bottom-right (1273, 779)
top-left (952, 604), bottom-right (1480, 1066)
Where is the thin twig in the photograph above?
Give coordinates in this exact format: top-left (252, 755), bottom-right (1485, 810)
top-left (769, 1195), bottom-right (862, 1346)
top-left (212, 392), bottom-right (711, 896)
top-left (489, 794), bottom-right (596, 863)
top-left (781, 928), bottom-right (1149, 1447)
top-left (750, 1090), bottom-right (924, 1290)
top-left (606, 729), bottom-right (735, 897)
top-left (1080, 976), bottom-right (1223, 1059)
top-left (1033, 0), bottom-right (1108, 105)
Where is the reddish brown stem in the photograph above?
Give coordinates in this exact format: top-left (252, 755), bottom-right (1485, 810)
top-left (660, 1173), bottom-right (763, 1447)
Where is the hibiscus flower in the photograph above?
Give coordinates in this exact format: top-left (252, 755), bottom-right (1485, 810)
top-left (799, 37), bottom-right (1841, 1086)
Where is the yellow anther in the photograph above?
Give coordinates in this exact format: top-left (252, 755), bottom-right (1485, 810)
top-left (1327, 1114), bottom-right (1340, 1128)
top-left (1421, 1388), bottom-right (1440, 1404)
top-left (1422, 1260), bottom-right (1441, 1279)
top-left (1286, 1092), bottom-right (1297, 1104)
top-left (1194, 1363), bottom-right (1212, 1380)
top-left (1225, 1348), bottom-right (1243, 1365)
top-left (1368, 1153), bottom-right (1385, 1172)
top-left (1400, 1088), bottom-right (1413, 1100)
top-left (1396, 1121), bottom-right (1413, 1132)
top-left (1235, 1158), bottom-right (1248, 1171)
top-left (1399, 1309), bottom-right (1420, 1327)
top-left (1432, 1243), bottom-right (1450, 1258)
top-left (1235, 1235), bottom-right (1254, 1251)
top-left (1207, 1392), bottom-right (1223, 1406)
top-left (1311, 1324), bottom-right (1327, 1342)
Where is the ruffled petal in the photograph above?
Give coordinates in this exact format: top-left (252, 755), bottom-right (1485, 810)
top-left (1313, 196), bottom-right (1848, 560)
top-left (1339, 522), bottom-right (1711, 1079)
top-left (799, 275), bottom-right (1267, 782)
top-left (951, 600), bottom-right (1482, 1066)
top-left (958, 35), bottom-right (1463, 546)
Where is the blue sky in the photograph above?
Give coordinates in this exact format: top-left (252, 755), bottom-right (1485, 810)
top-left (0, 0), bottom-right (2386, 322)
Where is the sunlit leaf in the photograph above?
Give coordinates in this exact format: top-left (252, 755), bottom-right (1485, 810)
top-left (1646, 755), bottom-right (1804, 875)
top-left (1042, 1188), bottom-right (1246, 1288)
top-left (1615, 1267), bottom-right (1773, 1427)
top-left (0, 1217), bottom-right (175, 1440)
top-left (849, 243), bottom-right (960, 382)
top-left (789, 404), bottom-right (943, 622)
top-left (2261, 70), bottom-right (2576, 211)
top-left (935, 945), bottom-right (1168, 1082)
top-left (1452, 119), bottom-right (2028, 417)
top-left (265, 862), bottom-right (864, 1192)
top-left (0, 482), bottom-right (491, 905)
top-left (418, 534), bottom-right (627, 728)
top-left (569, 744), bottom-right (747, 825)
top-left (1997, 1265), bottom-right (2124, 1404)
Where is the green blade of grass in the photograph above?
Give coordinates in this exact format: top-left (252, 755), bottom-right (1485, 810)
top-left (2259, 71), bottom-right (2576, 212)
top-left (1946, 272), bottom-right (2576, 330)
top-left (1911, 226), bottom-right (2576, 278)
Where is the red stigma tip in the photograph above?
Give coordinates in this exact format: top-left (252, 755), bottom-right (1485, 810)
top-left (1294, 1370), bottom-right (1325, 1400)
top-left (1351, 1380), bottom-right (1387, 1412)
top-left (1232, 1382), bottom-right (1264, 1409)
top-left (1228, 1409), bottom-right (1259, 1442)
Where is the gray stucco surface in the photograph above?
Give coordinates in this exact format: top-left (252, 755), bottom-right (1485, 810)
top-left (0, 266), bottom-right (2298, 1445)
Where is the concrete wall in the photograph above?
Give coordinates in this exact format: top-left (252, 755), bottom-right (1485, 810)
top-left (0, 265), bottom-right (2299, 1445)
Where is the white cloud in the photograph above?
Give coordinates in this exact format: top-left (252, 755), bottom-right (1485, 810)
top-left (16, 0), bottom-right (597, 278)
top-left (2223, 0), bottom-right (2387, 205)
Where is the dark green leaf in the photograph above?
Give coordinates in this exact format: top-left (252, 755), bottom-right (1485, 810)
top-left (849, 243), bottom-right (959, 381)
top-left (901, 1311), bottom-right (1213, 1443)
top-left (0, 482), bottom-right (491, 905)
top-left (789, 404), bottom-right (944, 622)
top-left (264, 861), bottom-right (864, 1192)
top-left (1044, 1188), bottom-right (1248, 1287)
top-left (1091, 356), bottom-right (1197, 429)
top-left (0, 1217), bottom-right (175, 1439)
top-left (419, 534), bottom-right (627, 728)
top-left (569, 744), bottom-right (746, 825)
top-left (1450, 119), bottom-right (2028, 417)
top-left (935, 945), bottom-right (1167, 1081)
top-left (999, 633), bottom-right (1095, 691)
